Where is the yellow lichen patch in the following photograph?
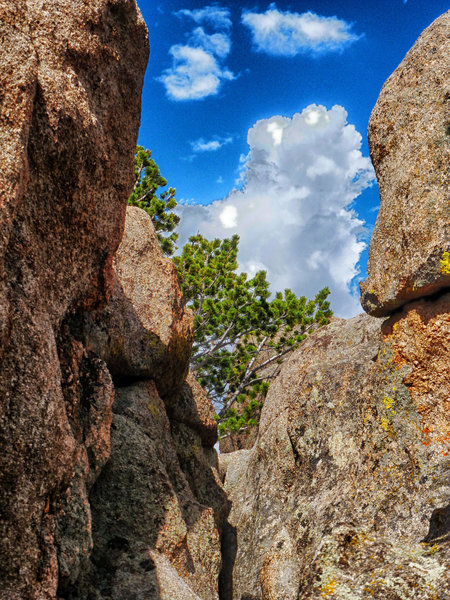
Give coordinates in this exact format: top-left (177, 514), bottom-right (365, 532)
top-left (382, 396), bottom-right (394, 411)
top-left (424, 543), bottom-right (440, 556)
top-left (382, 388), bottom-right (397, 417)
top-left (440, 251), bottom-right (450, 275)
top-left (147, 402), bottom-right (159, 417)
top-left (320, 577), bottom-right (337, 596)
top-left (380, 396), bottom-right (397, 433)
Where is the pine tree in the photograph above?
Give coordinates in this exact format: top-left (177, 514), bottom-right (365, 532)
top-left (128, 146), bottom-right (179, 255)
top-left (174, 234), bottom-right (332, 435)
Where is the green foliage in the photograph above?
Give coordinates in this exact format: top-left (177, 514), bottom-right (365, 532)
top-left (218, 399), bottom-right (261, 437)
top-left (128, 146), bottom-right (179, 255)
top-left (174, 234), bottom-right (333, 435)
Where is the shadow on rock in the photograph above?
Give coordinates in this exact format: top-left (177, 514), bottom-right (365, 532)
top-left (85, 374), bottom-right (228, 600)
top-left (422, 503), bottom-right (450, 544)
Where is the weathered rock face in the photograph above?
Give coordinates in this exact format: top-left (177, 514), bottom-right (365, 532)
top-left (83, 206), bottom-right (193, 399)
top-left (0, 1), bottom-right (148, 597)
top-left (66, 208), bottom-right (227, 600)
top-left (55, 207), bottom-right (226, 599)
top-left (1, 3), bottom-right (227, 599)
top-left (360, 11), bottom-right (450, 316)
top-left (221, 12), bottom-right (450, 600)
top-left (222, 307), bottom-right (450, 599)
top-left (1, 3), bottom-right (226, 600)
top-left (88, 380), bottom-right (225, 600)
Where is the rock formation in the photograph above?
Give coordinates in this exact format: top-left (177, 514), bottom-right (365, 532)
top-left (1, 4), bottom-right (449, 600)
top-left (221, 11), bottom-right (450, 600)
top-left (82, 205), bottom-right (193, 398)
top-left (0, 1), bottom-right (148, 597)
top-left (75, 209), bottom-right (228, 599)
top-left (360, 10), bottom-right (450, 316)
top-left (0, 3), bottom-right (227, 599)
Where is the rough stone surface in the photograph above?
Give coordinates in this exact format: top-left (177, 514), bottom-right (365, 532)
top-left (84, 206), bottom-right (194, 399)
top-left (55, 204), bottom-right (224, 598)
top-left (360, 11), bottom-right (450, 316)
top-left (169, 371), bottom-right (219, 448)
top-left (88, 381), bottom-right (226, 600)
top-left (55, 336), bottom-right (115, 596)
top-left (0, 2), bottom-right (228, 599)
top-left (222, 307), bottom-right (450, 599)
top-left (219, 427), bottom-right (258, 454)
top-left (54, 212), bottom-right (225, 598)
top-left (0, 1), bottom-right (148, 597)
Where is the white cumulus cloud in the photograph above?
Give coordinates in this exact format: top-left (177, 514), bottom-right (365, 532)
top-left (242, 4), bottom-right (360, 56)
top-left (159, 20), bottom-right (234, 100)
top-left (175, 6), bottom-right (232, 29)
top-left (219, 205), bottom-right (238, 228)
top-left (177, 105), bottom-right (375, 317)
top-left (190, 27), bottom-right (231, 58)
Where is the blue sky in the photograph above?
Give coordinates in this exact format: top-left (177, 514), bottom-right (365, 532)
top-left (135, 0), bottom-right (448, 317)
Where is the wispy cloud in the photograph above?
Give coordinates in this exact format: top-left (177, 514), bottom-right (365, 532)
top-left (175, 6), bottom-right (232, 29)
top-left (159, 9), bottom-right (235, 100)
top-left (242, 3), bottom-right (360, 56)
top-left (190, 27), bottom-right (231, 58)
top-left (191, 136), bottom-right (233, 153)
top-left (177, 105), bottom-right (375, 318)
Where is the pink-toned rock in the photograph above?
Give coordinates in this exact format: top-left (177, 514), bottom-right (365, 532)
top-left (0, 1), bottom-right (148, 597)
top-left (360, 11), bottom-right (450, 316)
top-left (84, 206), bottom-right (194, 399)
top-left (383, 292), bottom-right (450, 457)
top-left (0, 2), bottom-right (228, 599)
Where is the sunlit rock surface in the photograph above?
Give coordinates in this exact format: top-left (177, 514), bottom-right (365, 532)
top-left (0, 3), bottom-right (227, 599)
top-left (360, 11), bottom-right (450, 316)
top-left (83, 206), bottom-right (193, 399)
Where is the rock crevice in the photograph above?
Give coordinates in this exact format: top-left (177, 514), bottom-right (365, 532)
top-left (1, 5), bottom-right (449, 600)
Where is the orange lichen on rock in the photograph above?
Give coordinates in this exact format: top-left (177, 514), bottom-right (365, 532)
top-left (382, 292), bottom-right (450, 454)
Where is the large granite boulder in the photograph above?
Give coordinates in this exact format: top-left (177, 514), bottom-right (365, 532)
top-left (222, 306), bottom-right (450, 599)
top-left (360, 11), bottom-right (450, 316)
top-left (83, 206), bottom-right (194, 399)
top-left (0, 2), bottom-right (228, 599)
top-left (0, 1), bottom-right (148, 597)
